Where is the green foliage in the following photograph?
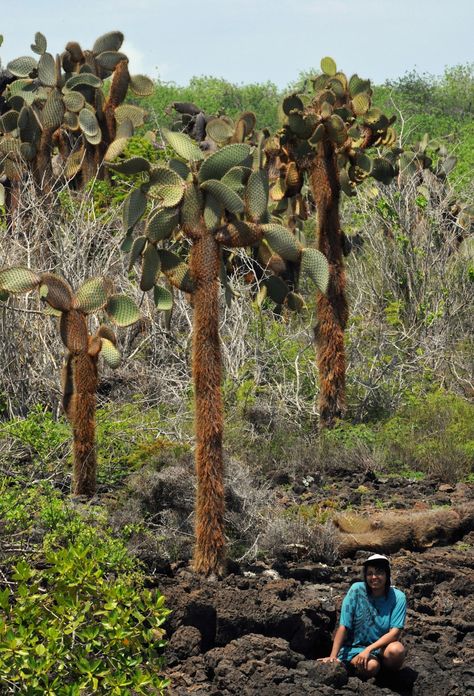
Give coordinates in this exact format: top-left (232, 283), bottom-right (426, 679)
top-left (0, 484), bottom-right (169, 694)
top-left (376, 389), bottom-right (474, 481)
top-left (2, 405), bottom-right (69, 463)
top-left (142, 75), bottom-right (280, 131)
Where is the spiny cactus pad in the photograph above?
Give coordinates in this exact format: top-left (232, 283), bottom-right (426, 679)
top-left (200, 180), bottom-right (244, 215)
top-left (0, 267), bottom-right (41, 294)
top-left (106, 295), bottom-right (141, 326)
top-left (300, 248), bottom-right (330, 294)
top-left (74, 277), bottom-right (112, 313)
top-left (99, 337), bottom-right (122, 369)
top-left (198, 143), bottom-right (252, 183)
top-left (162, 128), bottom-right (204, 162)
top-left (262, 224), bottom-right (301, 263)
top-left (39, 274), bottom-right (73, 312)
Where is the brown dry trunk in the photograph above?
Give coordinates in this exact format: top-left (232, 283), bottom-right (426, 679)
top-left (190, 225), bottom-right (225, 576)
top-left (33, 127), bottom-right (55, 196)
top-left (69, 351), bottom-right (98, 497)
top-left (310, 140), bottom-right (348, 428)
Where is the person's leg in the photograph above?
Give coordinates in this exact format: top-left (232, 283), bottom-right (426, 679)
top-left (380, 642), bottom-right (406, 670)
top-left (350, 655), bottom-right (381, 679)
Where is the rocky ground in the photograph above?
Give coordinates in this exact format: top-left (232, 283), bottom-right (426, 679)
top-left (154, 471), bottom-right (474, 696)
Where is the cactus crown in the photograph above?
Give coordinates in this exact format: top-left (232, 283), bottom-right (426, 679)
top-left (274, 57), bottom-right (400, 198)
top-left (0, 268), bottom-right (140, 368)
top-left (107, 112), bottom-right (329, 313)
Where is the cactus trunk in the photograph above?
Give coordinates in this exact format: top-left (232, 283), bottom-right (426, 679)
top-left (310, 141), bottom-right (348, 428)
top-left (63, 344), bottom-right (99, 497)
top-left (190, 224), bottom-right (225, 576)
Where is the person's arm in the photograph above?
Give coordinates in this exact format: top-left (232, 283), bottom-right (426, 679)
top-left (352, 627), bottom-right (402, 669)
top-left (318, 625), bottom-right (348, 662)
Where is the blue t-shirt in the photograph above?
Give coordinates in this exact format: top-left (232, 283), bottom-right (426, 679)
top-left (338, 581), bottom-right (407, 662)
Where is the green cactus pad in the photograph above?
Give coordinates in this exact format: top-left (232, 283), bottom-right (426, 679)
top-left (31, 32), bottom-right (47, 55)
top-left (158, 250), bottom-right (194, 293)
top-left (42, 90), bottom-right (65, 129)
top-left (65, 73), bottom-right (103, 90)
top-left (113, 104), bottom-right (145, 128)
top-left (140, 244), bottom-right (161, 291)
top-left (198, 143), bottom-right (252, 183)
top-left (181, 183), bottom-right (204, 229)
top-left (162, 128), bottom-right (204, 162)
top-left (349, 75), bottom-right (371, 97)
top-left (17, 105), bottom-right (41, 142)
top-left (371, 157), bottom-right (395, 185)
top-left (147, 207), bottom-right (179, 242)
top-left (123, 187), bottom-right (147, 232)
top-left (339, 169), bottom-right (357, 197)
top-left (203, 193), bottom-right (223, 232)
top-left (129, 235), bottom-right (147, 269)
top-left (270, 176), bottom-right (287, 201)
top-left (282, 94), bottom-right (304, 116)
top-left (60, 310), bottom-right (88, 352)
top-left (264, 275), bottom-right (289, 304)
top-left (312, 74), bottom-right (329, 92)
top-left (355, 152), bottom-right (372, 173)
top-left (262, 224), bottom-right (301, 262)
top-left (106, 294), bottom-right (140, 326)
top-left (108, 157), bottom-right (151, 176)
top-left (62, 91), bottom-right (85, 113)
top-left (221, 166), bottom-right (252, 195)
top-left (0, 267), bottom-right (41, 294)
top-left (0, 110), bottom-right (19, 133)
top-left (245, 169), bottom-right (269, 222)
top-left (92, 31), bottom-right (124, 55)
top-left (0, 289), bottom-right (9, 302)
top-left (7, 56), bottom-right (37, 78)
top-left (288, 112), bottom-right (315, 140)
top-left (309, 123), bottom-right (325, 146)
top-left (129, 74), bottom-right (155, 97)
top-left (206, 118), bottom-right (235, 144)
top-left (104, 132), bottom-right (132, 162)
top-left (96, 51), bottom-right (128, 71)
top-left (200, 180), bottom-right (245, 215)
top-left (300, 248), bottom-right (329, 294)
top-left (73, 277), bottom-right (112, 313)
top-left (352, 92), bottom-right (370, 116)
top-left (286, 292), bottom-right (305, 312)
top-left (78, 108), bottom-right (100, 137)
top-left (169, 159), bottom-right (191, 180)
top-left (153, 285), bottom-right (173, 311)
top-left (37, 52), bottom-right (56, 87)
top-left (320, 57), bottom-right (337, 77)
top-left (99, 337), bottom-right (121, 369)
top-left (38, 273), bottom-right (73, 312)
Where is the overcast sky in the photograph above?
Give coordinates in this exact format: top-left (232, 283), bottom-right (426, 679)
top-left (1, 0), bottom-right (472, 88)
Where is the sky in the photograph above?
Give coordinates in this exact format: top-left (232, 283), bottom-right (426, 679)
top-left (1, 0), bottom-right (472, 89)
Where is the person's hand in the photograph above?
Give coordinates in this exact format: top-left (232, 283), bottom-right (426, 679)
top-left (353, 649), bottom-right (371, 670)
top-left (317, 656), bottom-right (340, 663)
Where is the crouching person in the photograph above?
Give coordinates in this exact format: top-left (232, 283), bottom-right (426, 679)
top-left (319, 554), bottom-right (406, 679)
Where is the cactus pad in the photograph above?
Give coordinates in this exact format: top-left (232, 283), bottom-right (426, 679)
top-left (0, 267), bottom-right (40, 293)
top-left (198, 143), bottom-right (252, 183)
top-left (129, 74), bottom-right (154, 97)
top-left (200, 180), bottom-right (244, 215)
top-left (99, 337), bottom-right (121, 369)
top-left (140, 244), bottom-right (161, 291)
top-left (300, 248), bottom-right (329, 294)
top-left (264, 275), bottom-right (289, 304)
top-left (123, 187), bottom-right (147, 232)
top-left (39, 273), bottom-right (73, 312)
top-left (92, 31), bottom-right (124, 55)
top-left (74, 277), bottom-right (112, 313)
top-left (245, 169), bottom-right (269, 222)
top-left (106, 294), bottom-right (140, 326)
top-left (153, 285), bottom-right (173, 311)
top-left (162, 128), bottom-right (204, 162)
top-left (158, 250), bottom-right (194, 293)
top-left (7, 56), bottom-right (37, 78)
top-left (262, 224), bottom-right (301, 262)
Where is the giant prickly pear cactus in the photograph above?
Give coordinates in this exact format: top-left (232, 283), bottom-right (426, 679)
top-left (0, 30), bottom-right (154, 211)
top-left (107, 118), bottom-right (329, 575)
top-left (269, 58), bottom-right (400, 427)
top-left (0, 267), bottom-right (140, 496)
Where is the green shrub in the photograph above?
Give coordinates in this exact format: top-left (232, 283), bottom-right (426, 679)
top-left (377, 389), bottom-right (474, 481)
top-left (0, 486), bottom-right (170, 695)
top-left (1, 406), bottom-right (69, 465)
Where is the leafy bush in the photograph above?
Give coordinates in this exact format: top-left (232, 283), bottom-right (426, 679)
top-left (0, 485), bottom-right (170, 695)
top-left (376, 389), bottom-right (474, 481)
top-left (1, 406), bottom-right (69, 465)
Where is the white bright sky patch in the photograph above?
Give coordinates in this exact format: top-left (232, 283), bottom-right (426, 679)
top-left (1, 0), bottom-right (472, 88)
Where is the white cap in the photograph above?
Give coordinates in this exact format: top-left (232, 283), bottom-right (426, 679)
top-left (362, 553), bottom-right (390, 566)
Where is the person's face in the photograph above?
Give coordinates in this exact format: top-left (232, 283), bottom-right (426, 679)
top-left (366, 565), bottom-right (387, 593)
